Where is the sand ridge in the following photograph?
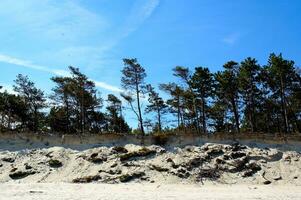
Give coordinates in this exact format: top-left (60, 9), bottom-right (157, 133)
top-left (0, 143), bottom-right (300, 186)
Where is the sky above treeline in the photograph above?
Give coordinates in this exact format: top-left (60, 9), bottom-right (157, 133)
top-left (0, 0), bottom-right (300, 127)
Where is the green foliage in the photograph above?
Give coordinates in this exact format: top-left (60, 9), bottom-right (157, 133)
top-left (159, 83), bottom-right (185, 129)
top-left (263, 53), bottom-right (300, 133)
top-left (145, 84), bottom-right (168, 132)
top-left (0, 53), bottom-right (300, 137)
top-left (121, 58), bottom-right (147, 135)
top-left (13, 74), bottom-right (46, 132)
top-left (191, 67), bottom-right (214, 134)
top-left (214, 61), bottom-right (240, 133)
top-left (50, 66), bottom-right (103, 134)
top-left (106, 94), bottom-right (131, 133)
top-left (238, 57), bottom-right (261, 132)
top-left (0, 91), bottom-right (28, 131)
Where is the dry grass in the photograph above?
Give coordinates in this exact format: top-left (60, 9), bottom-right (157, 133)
top-left (0, 131), bottom-right (300, 150)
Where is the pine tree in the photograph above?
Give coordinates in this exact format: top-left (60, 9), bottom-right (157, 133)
top-left (160, 83), bottom-right (185, 130)
top-left (214, 61), bottom-right (240, 133)
top-left (121, 58), bottom-right (146, 135)
top-left (238, 57), bottom-right (262, 133)
top-left (13, 74), bottom-right (46, 132)
top-left (106, 94), bottom-right (130, 133)
top-left (145, 84), bottom-right (168, 132)
top-left (0, 91), bottom-right (27, 131)
top-left (191, 67), bottom-right (214, 135)
top-left (264, 53), bottom-right (300, 133)
top-left (172, 66), bottom-right (200, 133)
top-left (51, 66), bottom-right (102, 134)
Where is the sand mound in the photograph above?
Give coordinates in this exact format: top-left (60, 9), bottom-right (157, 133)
top-left (0, 143), bottom-right (300, 185)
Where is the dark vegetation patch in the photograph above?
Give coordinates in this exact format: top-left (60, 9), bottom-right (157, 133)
top-left (197, 168), bottom-right (221, 181)
top-left (99, 169), bottom-right (122, 175)
top-left (10, 167), bottom-right (17, 172)
top-left (72, 175), bottom-right (102, 183)
top-left (263, 180), bottom-right (272, 185)
top-left (185, 157), bottom-right (203, 170)
top-left (152, 134), bottom-right (168, 146)
top-left (2, 157), bottom-right (15, 163)
top-left (118, 172), bottom-right (146, 182)
top-left (24, 163), bottom-right (33, 170)
top-left (172, 167), bottom-right (190, 178)
top-left (119, 147), bottom-right (156, 161)
top-left (242, 162), bottom-right (262, 177)
top-left (9, 171), bottom-right (36, 179)
top-left (112, 146), bottom-right (128, 154)
top-left (87, 153), bottom-right (107, 164)
top-left (48, 159), bottom-right (63, 168)
top-left (229, 151), bottom-right (247, 159)
top-left (150, 164), bottom-right (169, 172)
top-left (230, 142), bottom-right (247, 152)
top-left (226, 157), bottom-right (249, 173)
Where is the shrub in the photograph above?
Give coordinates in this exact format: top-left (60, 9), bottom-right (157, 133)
top-left (72, 175), bottom-right (102, 183)
top-left (119, 147), bottom-right (156, 161)
top-left (152, 133), bottom-right (168, 146)
top-left (48, 159), bottom-right (63, 168)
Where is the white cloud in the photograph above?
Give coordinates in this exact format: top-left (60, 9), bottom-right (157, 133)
top-left (0, 0), bottom-right (108, 42)
top-left (94, 81), bottom-right (123, 93)
top-left (121, 0), bottom-right (160, 38)
top-left (0, 54), bottom-right (122, 93)
top-left (0, 0), bottom-right (160, 93)
top-left (99, 0), bottom-right (160, 52)
top-left (0, 54), bottom-right (68, 76)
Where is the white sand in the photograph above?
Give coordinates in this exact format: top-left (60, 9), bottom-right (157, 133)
top-left (1, 142), bottom-right (301, 199)
top-left (0, 183), bottom-right (300, 200)
top-left (1, 144), bottom-right (301, 185)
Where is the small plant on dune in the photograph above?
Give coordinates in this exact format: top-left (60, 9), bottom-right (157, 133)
top-left (48, 159), bottom-right (63, 168)
top-left (119, 147), bottom-right (156, 161)
top-left (152, 133), bottom-right (168, 146)
top-left (112, 146), bottom-right (128, 154)
top-left (72, 175), bottom-right (102, 183)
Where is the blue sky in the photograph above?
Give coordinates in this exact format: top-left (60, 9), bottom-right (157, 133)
top-left (0, 0), bottom-right (300, 128)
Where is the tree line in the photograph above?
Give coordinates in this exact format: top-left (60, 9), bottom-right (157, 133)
top-left (0, 53), bottom-right (300, 135)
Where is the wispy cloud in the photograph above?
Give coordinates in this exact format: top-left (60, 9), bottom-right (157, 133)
top-left (29, 0), bottom-right (160, 77)
top-left (94, 81), bottom-right (122, 93)
top-left (0, 0), bottom-right (108, 42)
top-left (0, 1), bottom-right (160, 93)
top-left (100, 0), bottom-right (160, 52)
top-left (0, 0), bottom-right (109, 70)
top-left (222, 33), bottom-right (241, 45)
top-left (121, 0), bottom-right (160, 38)
top-left (0, 54), bottom-right (69, 76)
top-left (0, 54), bottom-right (122, 93)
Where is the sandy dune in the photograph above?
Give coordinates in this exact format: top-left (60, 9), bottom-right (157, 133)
top-left (1, 143), bottom-right (301, 185)
top-left (1, 141), bottom-right (301, 199)
top-left (1, 183), bottom-right (301, 200)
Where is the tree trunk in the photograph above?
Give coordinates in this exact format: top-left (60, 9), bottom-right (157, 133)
top-left (157, 109), bottom-right (162, 133)
top-left (136, 84), bottom-right (144, 135)
top-left (65, 96), bottom-right (70, 133)
top-left (177, 96), bottom-right (180, 130)
top-left (201, 96), bottom-right (207, 136)
top-left (34, 107), bottom-right (38, 133)
top-left (231, 98), bottom-right (240, 133)
top-left (280, 77), bottom-right (289, 133)
top-left (192, 93), bottom-right (200, 134)
top-left (249, 92), bottom-right (255, 133)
